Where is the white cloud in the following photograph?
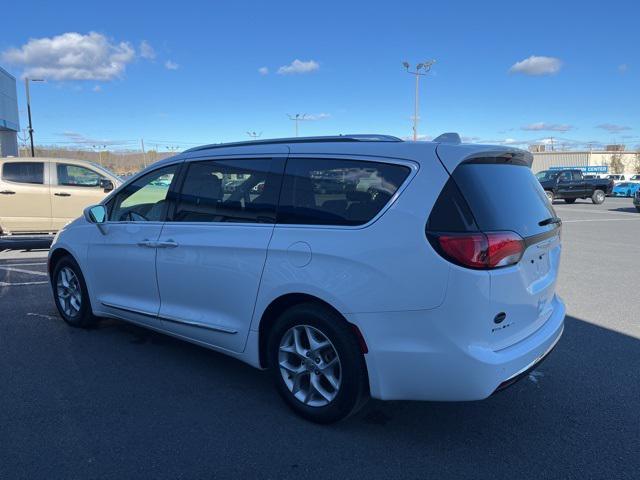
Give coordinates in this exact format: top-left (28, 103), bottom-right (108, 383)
top-left (304, 113), bottom-right (331, 121)
top-left (522, 122), bottom-right (572, 132)
top-left (1, 32), bottom-right (135, 81)
top-left (61, 131), bottom-right (124, 146)
top-left (277, 59), bottom-right (319, 75)
top-left (596, 123), bottom-right (631, 133)
top-left (92, 85), bottom-right (102, 92)
top-left (139, 40), bottom-right (156, 60)
top-left (164, 60), bottom-right (179, 70)
top-left (258, 66), bottom-right (269, 75)
top-left (618, 64), bottom-right (628, 74)
top-left (509, 56), bottom-right (562, 76)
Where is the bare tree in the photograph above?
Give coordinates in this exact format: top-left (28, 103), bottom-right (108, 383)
top-left (609, 152), bottom-right (625, 174)
top-left (634, 151), bottom-right (640, 174)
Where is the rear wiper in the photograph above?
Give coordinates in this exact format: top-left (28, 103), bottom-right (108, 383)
top-left (538, 216), bottom-right (562, 227)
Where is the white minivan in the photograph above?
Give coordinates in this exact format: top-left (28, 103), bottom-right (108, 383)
top-left (48, 135), bottom-right (565, 423)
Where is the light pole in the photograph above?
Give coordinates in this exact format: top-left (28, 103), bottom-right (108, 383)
top-left (402, 60), bottom-right (435, 141)
top-left (25, 78), bottom-right (45, 157)
top-left (246, 131), bottom-right (262, 139)
top-left (287, 114), bottom-right (307, 137)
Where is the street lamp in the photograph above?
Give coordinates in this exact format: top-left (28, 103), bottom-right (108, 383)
top-left (402, 60), bottom-right (435, 141)
top-left (25, 78), bottom-right (45, 157)
top-left (246, 131), bottom-right (262, 139)
top-left (287, 114), bottom-right (307, 137)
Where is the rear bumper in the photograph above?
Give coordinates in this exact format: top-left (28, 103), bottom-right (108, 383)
top-left (347, 295), bottom-right (565, 401)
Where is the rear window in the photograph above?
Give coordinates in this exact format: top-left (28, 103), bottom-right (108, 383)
top-left (451, 164), bottom-right (556, 238)
top-left (2, 162), bottom-right (44, 184)
top-left (277, 158), bottom-right (410, 226)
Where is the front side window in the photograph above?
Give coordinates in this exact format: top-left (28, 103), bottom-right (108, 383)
top-left (558, 172), bottom-right (572, 182)
top-left (2, 162), bottom-right (44, 184)
top-left (278, 158), bottom-right (411, 226)
top-left (56, 164), bottom-right (103, 187)
top-left (109, 165), bottom-right (178, 222)
top-left (173, 158), bottom-right (278, 223)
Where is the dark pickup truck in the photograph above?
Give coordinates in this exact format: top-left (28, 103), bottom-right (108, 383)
top-left (535, 169), bottom-right (614, 204)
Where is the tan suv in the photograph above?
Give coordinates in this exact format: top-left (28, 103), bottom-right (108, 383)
top-left (0, 157), bottom-right (121, 234)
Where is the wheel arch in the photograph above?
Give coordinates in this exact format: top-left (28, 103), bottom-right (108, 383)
top-left (257, 292), bottom-right (367, 369)
top-left (48, 247), bottom-right (78, 281)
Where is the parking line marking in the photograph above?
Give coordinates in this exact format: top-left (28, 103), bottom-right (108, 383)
top-left (0, 281), bottom-right (48, 287)
top-left (563, 218), bottom-right (640, 223)
top-left (0, 266), bottom-right (48, 276)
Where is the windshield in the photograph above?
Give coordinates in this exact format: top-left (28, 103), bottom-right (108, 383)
top-left (616, 183), bottom-right (631, 188)
top-left (535, 170), bottom-right (559, 181)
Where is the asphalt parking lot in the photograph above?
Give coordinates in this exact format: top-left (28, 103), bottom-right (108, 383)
top-left (1, 197), bottom-right (638, 479)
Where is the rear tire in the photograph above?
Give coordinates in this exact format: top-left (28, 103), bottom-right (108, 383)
top-left (636, 206), bottom-right (640, 213)
top-left (591, 189), bottom-right (606, 204)
top-left (267, 303), bottom-right (369, 423)
top-left (564, 198), bottom-right (576, 204)
top-left (545, 191), bottom-right (554, 203)
top-left (52, 256), bottom-right (98, 328)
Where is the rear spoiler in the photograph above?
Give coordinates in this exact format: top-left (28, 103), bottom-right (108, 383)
top-left (436, 143), bottom-right (533, 174)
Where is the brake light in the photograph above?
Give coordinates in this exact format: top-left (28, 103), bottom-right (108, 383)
top-left (432, 231), bottom-right (524, 269)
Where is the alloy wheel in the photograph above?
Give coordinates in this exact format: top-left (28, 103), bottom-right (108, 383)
top-left (278, 325), bottom-right (342, 407)
top-left (56, 267), bottom-right (82, 318)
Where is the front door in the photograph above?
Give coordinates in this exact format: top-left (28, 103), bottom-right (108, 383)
top-left (555, 171), bottom-right (574, 198)
top-left (51, 162), bottom-right (111, 230)
top-left (87, 164), bottom-right (180, 327)
top-left (155, 154), bottom-right (285, 353)
top-left (0, 161), bottom-right (51, 233)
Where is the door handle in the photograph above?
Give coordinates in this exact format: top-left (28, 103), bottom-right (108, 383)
top-left (54, 192), bottom-right (72, 197)
top-left (137, 240), bottom-right (179, 248)
top-left (137, 239), bottom-right (157, 248)
top-left (0, 190), bottom-right (16, 195)
top-left (157, 240), bottom-right (179, 248)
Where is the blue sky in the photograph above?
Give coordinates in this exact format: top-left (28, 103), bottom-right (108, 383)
top-left (2, 0), bottom-right (638, 152)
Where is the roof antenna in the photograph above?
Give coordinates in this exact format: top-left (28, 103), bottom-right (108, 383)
top-left (433, 132), bottom-right (461, 144)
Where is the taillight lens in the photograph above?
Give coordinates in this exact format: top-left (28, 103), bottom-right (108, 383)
top-left (431, 231), bottom-right (524, 269)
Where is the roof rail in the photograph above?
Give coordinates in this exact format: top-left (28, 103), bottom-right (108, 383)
top-left (183, 134), bottom-right (403, 153)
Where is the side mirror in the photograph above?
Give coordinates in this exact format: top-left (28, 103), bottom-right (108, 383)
top-left (84, 204), bottom-right (107, 234)
top-left (100, 178), bottom-right (114, 192)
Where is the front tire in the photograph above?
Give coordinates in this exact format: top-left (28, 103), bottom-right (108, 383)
top-left (267, 303), bottom-right (368, 423)
top-left (564, 198), bottom-right (576, 204)
top-left (592, 189), bottom-right (606, 204)
top-left (52, 256), bottom-right (97, 328)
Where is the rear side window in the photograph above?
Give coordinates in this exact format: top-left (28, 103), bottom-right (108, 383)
top-left (451, 164), bottom-right (555, 237)
top-left (57, 164), bottom-right (103, 187)
top-left (174, 158), bottom-right (279, 223)
top-left (278, 158), bottom-right (410, 226)
top-left (2, 162), bottom-right (44, 184)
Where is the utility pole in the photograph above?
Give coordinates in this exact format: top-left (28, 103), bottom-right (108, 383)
top-left (402, 60), bottom-right (435, 141)
top-left (246, 131), bottom-right (262, 139)
top-left (287, 114), bottom-right (307, 137)
top-left (549, 137), bottom-right (555, 152)
top-left (25, 78), bottom-right (45, 157)
top-left (140, 138), bottom-right (147, 168)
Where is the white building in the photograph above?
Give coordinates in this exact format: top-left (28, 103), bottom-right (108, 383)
top-left (0, 66), bottom-right (19, 157)
top-left (531, 150), bottom-right (639, 175)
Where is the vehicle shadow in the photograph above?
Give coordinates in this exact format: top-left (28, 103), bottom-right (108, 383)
top-left (10, 310), bottom-right (637, 479)
top-left (608, 206), bottom-right (639, 214)
top-left (79, 313), bottom-right (640, 479)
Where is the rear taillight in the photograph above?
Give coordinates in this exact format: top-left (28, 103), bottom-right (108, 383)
top-left (430, 231), bottom-right (525, 269)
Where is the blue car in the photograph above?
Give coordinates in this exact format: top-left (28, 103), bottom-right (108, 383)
top-left (612, 182), bottom-right (640, 197)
